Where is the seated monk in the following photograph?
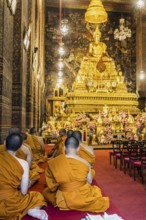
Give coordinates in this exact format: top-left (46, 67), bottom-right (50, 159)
top-left (16, 133), bottom-right (42, 187)
top-left (48, 128), bottom-right (67, 158)
top-left (25, 127), bottom-right (47, 164)
top-left (0, 133), bottom-right (48, 220)
top-left (73, 130), bottom-right (96, 178)
top-left (22, 133), bottom-right (44, 174)
top-left (43, 137), bottom-right (109, 212)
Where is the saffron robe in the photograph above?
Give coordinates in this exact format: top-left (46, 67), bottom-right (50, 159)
top-left (23, 142), bottom-right (44, 174)
top-left (78, 145), bottom-right (96, 178)
top-left (16, 148), bottom-right (40, 182)
top-left (0, 151), bottom-right (46, 220)
top-left (25, 134), bottom-right (47, 164)
top-left (48, 140), bottom-right (96, 177)
top-left (43, 154), bottom-right (109, 212)
top-left (48, 135), bottom-right (67, 157)
top-left (0, 144), bottom-right (6, 153)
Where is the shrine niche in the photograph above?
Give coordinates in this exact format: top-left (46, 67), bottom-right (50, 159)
top-left (46, 0), bottom-right (138, 117)
top-left (45, 4), bottom-right (136, 96)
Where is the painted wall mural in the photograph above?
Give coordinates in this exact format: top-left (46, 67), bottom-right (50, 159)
top-left (45, 8), bottom-right (136, 96)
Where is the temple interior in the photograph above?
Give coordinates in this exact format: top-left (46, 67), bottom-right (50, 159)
top-left (1, 0), bottom-right (146, 220)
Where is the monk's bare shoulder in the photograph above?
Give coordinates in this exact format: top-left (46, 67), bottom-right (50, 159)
top-left (14, 156), bottom-right (29, 171)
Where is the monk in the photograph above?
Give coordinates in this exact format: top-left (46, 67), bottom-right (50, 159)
top-left (8, 128), bottom-right (43, 185)
top-left (73, 130), bottom-right (96, 178)
top-left (0, 133), bottom-right (48, 220)
top-left (25, 127), bottom-right (47, 164)
top-left (43, 136), bottom-right (109, 212)
top-left (48, 128), bottom-right (67, 158)
top-left (16, 133), bottom-right (42, 187)
top-left (22, 133), bottom-right (44, 174)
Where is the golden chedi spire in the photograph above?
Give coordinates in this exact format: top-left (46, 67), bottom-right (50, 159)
top-left (85, 0), bottom-right (108, 24)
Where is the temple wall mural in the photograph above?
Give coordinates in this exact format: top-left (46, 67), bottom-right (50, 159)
top-left (45, 8), bottom-right (136, 95)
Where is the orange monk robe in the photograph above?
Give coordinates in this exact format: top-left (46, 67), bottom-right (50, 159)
top-left (78, 145), bottom-right (96, 178)
top-left (23, 142), bottom-right (44, 174)
top-left (48, 135), bottom-right (67, 157)
top-left (16, 148), bottom-right (40, 182)
top-left (0, 151), bottom-right (46, 220)
top-left (49, 141), bottom-right (96, 178)
top-left (25, 134), bottom-right (47, 164)
top-left (43, 154), bottom-right (109, 212)
top-left (0, 144), bottom-right (6, 153)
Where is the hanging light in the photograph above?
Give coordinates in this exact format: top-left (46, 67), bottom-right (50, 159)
top-left (58, 59), bottom-right (64, 70)
top-left (138, 1), bottom-right (145, 81)
top-left (114, 18), bottom-right (131, 41)
top-left (58, 70), bottom-right (63, 77)
top-left (60, 19), bottom-right (69, 36)
top-left (58, 46), bottom-right (65, 56)
top-left (58, 78), bottom-right (63, 84)
top-left (137, 0), bottom-right (145, 8)
top-left (139, 70), bottom-right (145, 80)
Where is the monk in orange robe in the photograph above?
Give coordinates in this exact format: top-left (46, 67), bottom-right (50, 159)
top-left (0, 133), bottom-right (48, 220)
top-left (48, 128), bottom-right (67, 158)
top-left (16, 133), bottom-right (41, 186)
top-left (21, 133), bottom-right (44, 174)
top-left (73, 130), bottom-right (96, 178)
top-left (43, 137), bottom-right (109, 212)
top-left (25, 127), bottom-right (47, 164)
top-left (0, 144), bottom-right (6, 153)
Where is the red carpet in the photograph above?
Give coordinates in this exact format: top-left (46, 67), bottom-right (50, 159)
top-left (94, 150), bottom-right (146, 220)
top-left (23, 146), bottom-right (146, 220)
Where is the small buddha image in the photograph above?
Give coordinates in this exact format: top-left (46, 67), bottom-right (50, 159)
top-left (103, 105), bottom-right (109, 114)
top-left (117, 71), bottom-right (124, 84)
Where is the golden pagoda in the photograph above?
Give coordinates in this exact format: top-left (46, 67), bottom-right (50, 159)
top-left (65, 0), bottom-right (139, 115)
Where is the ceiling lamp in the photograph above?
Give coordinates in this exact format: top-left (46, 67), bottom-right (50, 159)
top-left (58, 78), bottom-right (63, 84)
top-left (114, 18), bottom-right (131, 41)
top-left (139, 70), bottom-right (145, 80)
top-left (58, 59), bottom-right (64, 70)
top-left (58, 45), bottom-right (65, 56)
top-left (58, 70), bottom-right (63, 77)
top-left (60, 19), bottom-right (69, 36)
top-left (137, 0), bottom-right (145, 8)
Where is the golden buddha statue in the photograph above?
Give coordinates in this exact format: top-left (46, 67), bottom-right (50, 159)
top-left (117, 71), bottom-right (124, 84)
top-left (64, 0), bottom-right (139, 116)
top-left (89, 26), bottom-right (107, 61)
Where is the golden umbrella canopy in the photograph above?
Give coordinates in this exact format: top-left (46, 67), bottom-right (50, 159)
top-left (85, 0), bottom-right (108, 24)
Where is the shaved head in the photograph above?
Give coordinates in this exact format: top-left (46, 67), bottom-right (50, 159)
top-left (65, 137), bottom-right (79, 149)
top-left (30, 127), bottom-right (37, 134)
top-left (72, 130), bottom-right (82, 142)
top-left (59, 128), bottom-right (66, 137)
top-left (67, 130), bottom-right (74, 138)
top-left (6, 133), bottom-right (23, 151)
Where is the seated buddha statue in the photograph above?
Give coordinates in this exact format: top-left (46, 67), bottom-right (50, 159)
top-left (117, 71), bottom-right (124, 84)
top-left (89, 26), bottom-right (107, 61)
